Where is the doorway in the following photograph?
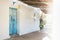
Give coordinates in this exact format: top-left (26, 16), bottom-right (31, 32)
top-left (9, 7), bottom-right (17, 35)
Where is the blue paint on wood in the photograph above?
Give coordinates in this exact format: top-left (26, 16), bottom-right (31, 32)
top-left (9, 7), bottom-right (17, 35)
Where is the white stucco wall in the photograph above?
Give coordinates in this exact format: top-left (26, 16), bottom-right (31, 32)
top-left (16, 1), bottom-right (41, 35)
top-left (0, 0), bottom-right (10, 40)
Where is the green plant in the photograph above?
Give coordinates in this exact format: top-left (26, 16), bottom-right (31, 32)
top-left (40, 18), bottom-right (45, 30)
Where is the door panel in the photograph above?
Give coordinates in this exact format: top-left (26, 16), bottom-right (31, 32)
top-left (9, 7), bottom-right (17, 35)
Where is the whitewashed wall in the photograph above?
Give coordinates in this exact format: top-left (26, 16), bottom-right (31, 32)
top-left (16, 1), bottom-right (41, 35)
top-left (0, 0), bottom-right (10, 40)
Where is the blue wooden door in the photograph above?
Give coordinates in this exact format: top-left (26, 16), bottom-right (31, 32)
top-left (9, 7), bottom-right (17, 35)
